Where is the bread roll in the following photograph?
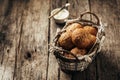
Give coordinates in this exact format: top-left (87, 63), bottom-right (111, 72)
top-left (84, 26), bottom-right (98, 36)
top-left (66, 23), bottom-right (83, 33)
top-left (71, 28), bottom-right (91, 49)
top-left (64, 47), bottom-right (86, 58)
top-left (89, 34), bottom-right (96, 48)
top-left (71, 47), bottom-right (86, 55)
top-left (58, 32), bottom-right (74, 50)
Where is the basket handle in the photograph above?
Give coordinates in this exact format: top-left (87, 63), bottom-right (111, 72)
top-left (80, 12), bottom-right (100, 25)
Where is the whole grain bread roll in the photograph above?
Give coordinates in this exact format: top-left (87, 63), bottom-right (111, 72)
top-left (66, 23), bottom-right (83, 33)
top-left (64, 47), bottom-right (86, 58)
top-left (72, 28), bottom-right (91, 49)
top-left (58, 32), bottom-right (74, 50)
top-left (84, 26), bottom-right (98, 36)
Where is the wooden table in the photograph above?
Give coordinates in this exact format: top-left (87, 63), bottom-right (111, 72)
top-left (0, 0), bottom-right (120, 80)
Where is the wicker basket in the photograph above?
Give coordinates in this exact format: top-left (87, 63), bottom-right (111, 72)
top-left (50, 12), bottom-right (105, 73)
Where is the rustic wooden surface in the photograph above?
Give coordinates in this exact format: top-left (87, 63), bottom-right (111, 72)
top-left (0, 0), bottom-right (120, 80)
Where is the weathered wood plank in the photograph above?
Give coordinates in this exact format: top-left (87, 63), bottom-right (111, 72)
top-left (116, 1), bottom-right (120, 79)
top-left (90, 0), bottom-right (120, 80)
top-left (68, 0), bottom-right (90, 19)
top-left (12, 0), bottom-right (50, 80)
top-left (0, 0), bottom-right (22, 80)
top-left (48, 0), bottom-right (71, 80)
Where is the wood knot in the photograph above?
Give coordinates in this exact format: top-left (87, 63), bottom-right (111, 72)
top-left (24, 51), bottom-right (32, 60)
top-left (7, 49), bottom-right (10, 53)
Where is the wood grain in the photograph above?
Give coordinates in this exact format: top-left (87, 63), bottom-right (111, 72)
top-left (90, 0), bottom-right (120, 80)
top-left (0, 0), bottom-right (50, 80)
top-left (14, 0), bottom-right (50, 80)
top-left (0, 0), bottom-right (21, 80)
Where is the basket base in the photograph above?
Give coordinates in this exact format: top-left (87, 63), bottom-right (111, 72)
top-left (61, 69), bottom-right (82, 74)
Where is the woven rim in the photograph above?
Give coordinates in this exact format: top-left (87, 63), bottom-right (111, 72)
top-left (50, 12), bottom-right (105, 63)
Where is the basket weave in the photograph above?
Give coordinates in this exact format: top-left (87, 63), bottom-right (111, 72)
top-left (50, 12), bottom-right (105, 73)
